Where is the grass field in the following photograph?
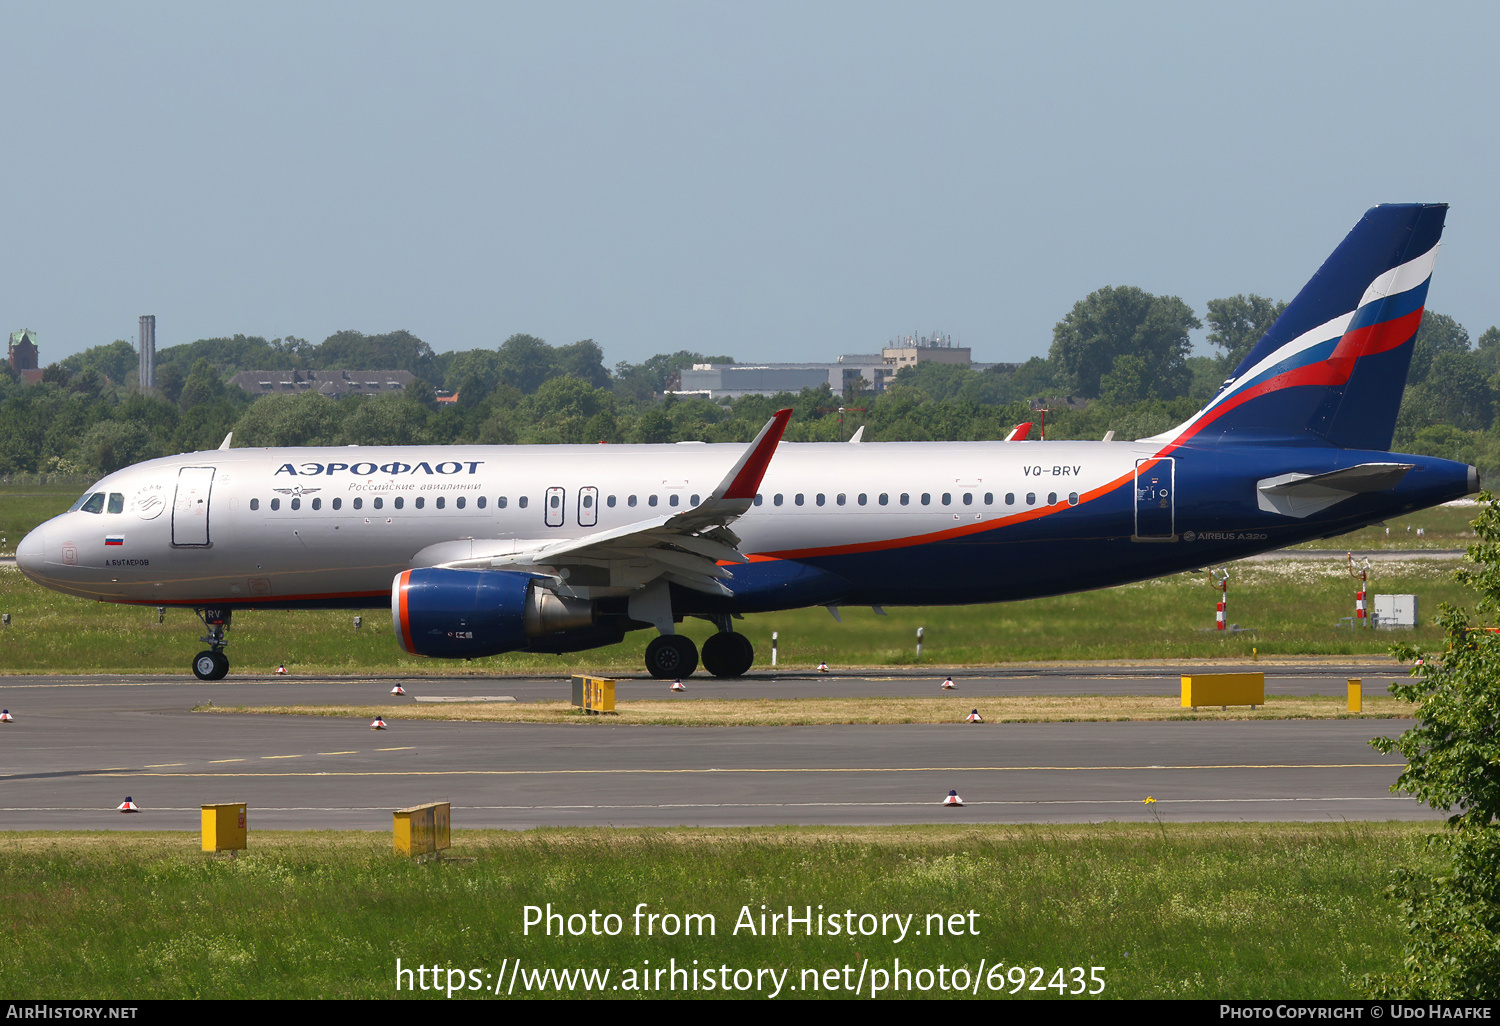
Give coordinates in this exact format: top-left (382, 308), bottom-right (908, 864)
top-left (197, 693), bottom-right (1410, 725)
top-left (0, 556), bottom-right (1467, 674)
top-left (0, 824), bottom-right (1438, 999)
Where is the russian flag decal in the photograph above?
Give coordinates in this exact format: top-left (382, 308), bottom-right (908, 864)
top-left (105, 535), bottom-right (124, 546)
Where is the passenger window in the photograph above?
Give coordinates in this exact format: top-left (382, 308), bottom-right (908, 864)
top-left (1026, 493), bottom-right (1036, 506)
top-left (394, 497), bottom-right (404, 510)
top-left (549, 494), bottom-right (561, 509)
top-left (332, 498), bottom-right (341, 510)
top-left (583, 494), bottom-right (593, 509)
top-left (985, 492), bottom-right (993, 505)
top-left (478, 496), bottom-right (486, 509)
top-left (754, 495), bottom-right (763, 506)
top-left (1068, 492), bottom-right (1079, 506)
top-left (921, 493), bottom-right (931, 505)
top-left (837, 493), bottom-right (847, 506)
top-left (628, 495), bottom-right (637, 507)
top-left (519, 496), bottom-right (529, 509)
top-left (81, 492), bottom-right (106, 514)
top-left (292, 498), bottom-right (301, 511)
top-left (498, 496), bottom-right (508, 508)
top-left (353, 498), bottom-right (362, 510)
top-left (878, 493), bottom-right (888, 505)
top-left (816, 494), bottom-right (825, 506)
top-left (312, 498), bottom-right (321, 511)
top-left (250, 498), bottom-right (260, 511)
top-left (856, 494), bottom-right (865, 505)
top-left (107, 493), bottom-right (124, 514)
top-left (669, 494), bottom-right (679, 507)
top-left (690, 494), bottom-right (699, 505)
top-left (415, 497), bottom-right (425, 510)
top-left (272, 498), bottom-right (281, 511)
top-left (795, 494), bottom-right (805, 506)
top-left (962, 493), bottom-right (972, 505)
top-left (1005, 493), bottom-right (1015, 505)
top-left (649, 495), bottom-right (658, 507)
top-left (437, 497), bottom-right (446, 509)
top-left (607, 495), bottom-right (616, 508)
top-left (374, 497), bottom-right (383, 510)
top-left (1047, 492), bottom-right (1057, 505)
top-left (900, 493), bottom-right (909, 506)
top-left (941, 493), bottom-right (951, 505)
top-left (456, 496), bottom-right (465, 509)
top-left (774, 494), bottom-right (784, 506)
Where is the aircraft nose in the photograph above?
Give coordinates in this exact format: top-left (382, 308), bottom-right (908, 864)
top-left (15, 525), bottom-right (46, 581)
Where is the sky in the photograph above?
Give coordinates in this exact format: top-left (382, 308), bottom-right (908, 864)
top-left (4, 2), bottom-right (1499, 370)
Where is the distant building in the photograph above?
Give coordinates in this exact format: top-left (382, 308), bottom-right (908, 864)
top-left (229, 369), bottom-right (416, 397)
top-left (139, 315), bottom-right (156, 392)
top-left (670, 331), bottom-right (971, 400)
top-left (8, 329), bottom-right (43, 385)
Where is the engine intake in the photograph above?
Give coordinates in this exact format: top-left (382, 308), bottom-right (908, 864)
top-left (392, 568), bottom-right (596, 658)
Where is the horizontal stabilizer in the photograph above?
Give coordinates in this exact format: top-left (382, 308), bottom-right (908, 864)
top-left (1256, 463), bottom-right (1414, 518)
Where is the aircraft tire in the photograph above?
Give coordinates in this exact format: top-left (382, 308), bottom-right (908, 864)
top-left (192, 651), bottom-right (218, 681)
top-left (702, 632), bottom-right (754, 678)
top-left (644, 634), bottom-right (698, 679)
top-left (210, 651), bottom-right (230, 680)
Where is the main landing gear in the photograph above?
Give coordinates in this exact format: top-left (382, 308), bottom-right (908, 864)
top-left (644, 618), bottom-right (756, 679)
top-left (191, 607), bottom-right (231, 681)
top-left (701, 631), bottom-right (754, 678)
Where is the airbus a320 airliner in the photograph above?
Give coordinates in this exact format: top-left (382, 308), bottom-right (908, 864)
top-left (17, 204), bottom-right (1478, 680)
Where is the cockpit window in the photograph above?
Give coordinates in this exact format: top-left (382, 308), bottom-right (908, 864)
top-left (107, 493), bottom-right (125, 514)
top-left (80, 492), bottom-right (106, 514)
top-left (69, 490), bottom-right (101, 512)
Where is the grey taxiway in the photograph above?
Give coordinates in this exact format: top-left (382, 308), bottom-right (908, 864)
top-left (0, 665), bottom-right (1434, 830)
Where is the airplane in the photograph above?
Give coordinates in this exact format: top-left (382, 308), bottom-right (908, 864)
top-left (16, 203), bottom-right (1477, 680)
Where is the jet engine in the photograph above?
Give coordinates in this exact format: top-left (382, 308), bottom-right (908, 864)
top-left (392, 568), bottom-right (598, 658)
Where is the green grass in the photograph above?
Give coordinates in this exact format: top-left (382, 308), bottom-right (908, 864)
top-left (0, 824), bottom-right (1439, 999)
top-left (0, 558), bottom-right (1470, 674)
top-left (0, 479), bottom-right (84, 556)
top-left (197, 693), bottom-right (1412, 725)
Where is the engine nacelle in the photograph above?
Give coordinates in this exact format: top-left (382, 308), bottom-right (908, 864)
top-left (392, 568), bottom-right (596, 658)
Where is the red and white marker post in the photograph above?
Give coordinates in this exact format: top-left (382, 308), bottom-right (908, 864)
top-left (1348, 553), bottom-right (1370, 627)
top-left (1211, 567), bottom-right (1230, 631)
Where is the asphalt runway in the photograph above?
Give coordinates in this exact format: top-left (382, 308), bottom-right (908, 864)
top-left (0, 666), bottom-right (1436, 830)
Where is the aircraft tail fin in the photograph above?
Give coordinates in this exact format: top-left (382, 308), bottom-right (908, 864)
top-left (1152, 203), bottom-right (1446, 450)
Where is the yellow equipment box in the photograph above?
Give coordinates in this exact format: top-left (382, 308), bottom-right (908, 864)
top-left (571, 674), bottom-right (616, 714)
top-left (201, 803), bottom-right (247, 852)
top-left (1181, 672), bottom-right (1265, 710)
top-left (393, 801), bottom-right (451, 857)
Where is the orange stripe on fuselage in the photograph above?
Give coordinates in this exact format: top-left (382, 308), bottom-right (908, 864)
top-left (741, 466), bottom-right (1142, 562)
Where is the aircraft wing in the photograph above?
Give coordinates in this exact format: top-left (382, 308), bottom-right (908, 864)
top-left (412, 409), bottom-right (792, 597)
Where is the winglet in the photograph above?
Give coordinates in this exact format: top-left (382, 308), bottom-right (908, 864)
top-left (713, 409), bottom-right (792, 501)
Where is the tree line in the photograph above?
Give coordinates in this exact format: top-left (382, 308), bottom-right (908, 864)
top-left (3, 291), bottom-right (1499, 480)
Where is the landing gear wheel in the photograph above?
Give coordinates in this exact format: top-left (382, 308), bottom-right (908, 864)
top-left (701, 632), bottom-right (755, 678)
top-left (192, 651), bottom-right (229, 681)
top-left (645, 634), bottom-right (699, 679)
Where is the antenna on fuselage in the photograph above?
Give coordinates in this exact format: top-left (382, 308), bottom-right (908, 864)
top-left (217, 432), bottom-right (233, 450)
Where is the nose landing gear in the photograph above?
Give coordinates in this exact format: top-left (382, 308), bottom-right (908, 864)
top-left (191, 607), bottom-right (232, 681)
